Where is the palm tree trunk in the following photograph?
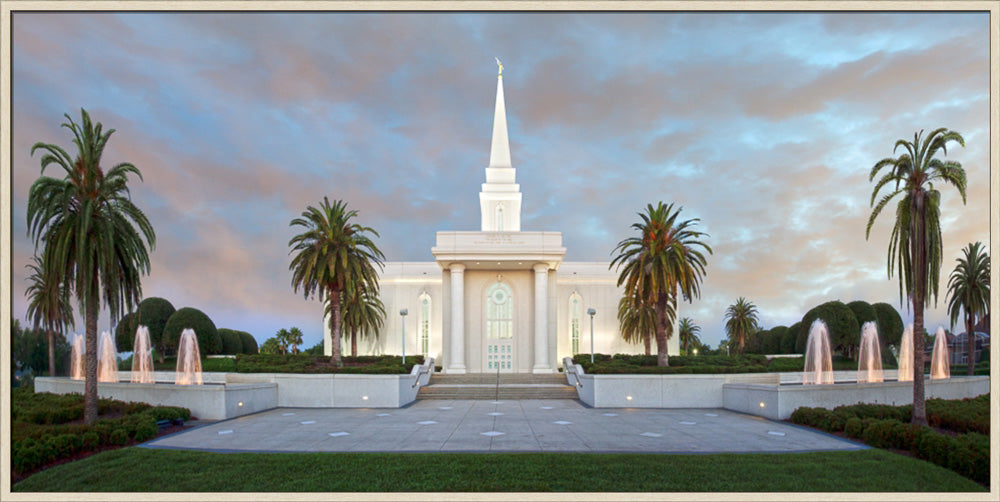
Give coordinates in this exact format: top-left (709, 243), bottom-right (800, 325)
top-left (47, 328), bottom-right (56, 377)
top-left (966, 313), bottom-right (975, 376)
top-left (654, 292), bottom-right (669, 367)
top-left (351, 328), bottom-right (358, 358)
top-left (329, 287), bottom-right (343, 367)
top-left (84, 287), bottom-right (99, 424)
top-left (911, 192), bottom-right (928, 426)
top-left (644, 333), bottom-right (651, 355)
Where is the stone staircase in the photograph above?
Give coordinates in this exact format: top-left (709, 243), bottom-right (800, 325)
top-left (417, 373), bottom-right (579, 400)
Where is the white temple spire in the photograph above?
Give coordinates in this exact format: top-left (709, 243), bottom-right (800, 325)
top-left (480, 58), bottom-right (521, 232)
top-left (488, 58), bottom-right (512, 169)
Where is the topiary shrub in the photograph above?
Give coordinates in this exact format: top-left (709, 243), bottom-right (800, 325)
top-left (796, 301), bottom-right (860, 358)
top-left (217, 328), bottom-right (243, 355)
top-left (781, 322), bottom-right (800, 354)
top-left (238, 331), bottom-right (259, 354)
top-left (871, 302), bottom-right (904, 347)
top-left (163, 307), bottom-right (221, 355)
top-left (137, 297), bottom-right (176, 360)
top-left (114, 312), bottom-right (140, 353)
top-left (764, 327), bottom-right (785, 354)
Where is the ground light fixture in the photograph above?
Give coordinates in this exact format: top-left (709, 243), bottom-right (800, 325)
top-left (400, 308), bottom-right (409, 365)
top-left (587, 308), bottom-right (596, 363)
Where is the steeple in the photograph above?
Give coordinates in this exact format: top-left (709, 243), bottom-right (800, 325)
top-left (488, 60), bottom-right (512, 168)
top-left (480, 58), bottom-right (522, 232)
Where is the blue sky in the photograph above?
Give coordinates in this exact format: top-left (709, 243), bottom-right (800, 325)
top-left (7, 10), bottom-right (992, 350)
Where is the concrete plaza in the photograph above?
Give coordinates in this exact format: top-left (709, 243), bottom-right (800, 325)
top-left (141, 399), bottom-right (866, 454)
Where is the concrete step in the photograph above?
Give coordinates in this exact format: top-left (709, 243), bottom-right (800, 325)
top-left (417, 384), bottom-right (578, 400)
top-left (418, 373), bottom-right (578, 400)
top-left (427, 373), bottom-right (569, 386)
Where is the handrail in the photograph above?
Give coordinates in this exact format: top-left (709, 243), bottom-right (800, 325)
top-left (411, 357), bottom-right (434, 388)
top-left (562, 357), bottom-right (584, 388)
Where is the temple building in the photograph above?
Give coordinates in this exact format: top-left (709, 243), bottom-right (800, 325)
top-left (325, 62), bottom-right (679, 372)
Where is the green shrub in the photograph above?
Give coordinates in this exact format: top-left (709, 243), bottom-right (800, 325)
top-left (797, 301), bottom-right (860, 358)
top-left (790, 407), bottom-right (845, 433)
top-left (844, 417), bottom-right (864, 438)
top-left (782, 322), bottom-right (801, 354)
top-left (115, 312), bottom-right (140, 353)
top-left (137, 297), bottom-right (177, 359)
top-left (144, 406), bottom-right (192, 422)
top-left (163, 307), bottom-right (221, 355)
top-left (926, 395), bottom-right (989, 434)
top-left (764, 327), bottom-right (785, 354)
top-left (871, 302), bottom-right (904, 348)
top-left (766, 357), bottom-right (803, 372)
top-left (238, 331), bottom-right (259, 354)
top-left (217, 328), bottom-right (243, 355)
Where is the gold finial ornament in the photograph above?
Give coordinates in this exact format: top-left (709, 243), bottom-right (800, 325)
top-left (495, 57), bottom-right (503, 78)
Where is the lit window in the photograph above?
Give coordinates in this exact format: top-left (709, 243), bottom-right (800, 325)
top-left (570, 293), bottom-right (582, 354)
top-left (418, 294), bottom-right (431, 357)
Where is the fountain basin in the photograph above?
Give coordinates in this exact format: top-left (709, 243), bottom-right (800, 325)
top-left (34, 378), bottom-right (277, 420)
top-left (723, 376), bottom-right (989, 420)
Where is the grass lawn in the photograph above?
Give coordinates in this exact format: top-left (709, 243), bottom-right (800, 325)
top-left (13, 448), bottom-right (985, 492)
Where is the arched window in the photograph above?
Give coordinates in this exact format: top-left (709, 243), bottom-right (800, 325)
top-left (569, 293), bottom-right (582, 354)
top-left (495, 204), bottom-right (504, 232)
top-left (418, 293), bottom-right (431, 357)
top-left (486, 282), bottom-right (513, 370)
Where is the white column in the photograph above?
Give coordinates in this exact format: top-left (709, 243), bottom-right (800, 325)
top-left (448, 263), bottom-right (466, 373)
top-left (533, 263), bottom-right (551, 373)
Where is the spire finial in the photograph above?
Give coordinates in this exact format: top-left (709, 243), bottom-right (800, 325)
top-left (495, 57), bottom-right (503, 78)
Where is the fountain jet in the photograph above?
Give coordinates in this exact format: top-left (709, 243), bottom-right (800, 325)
top-left (70, 333), bottom-right (85, 380)
top-left (931, 326), bottom-right (950, 379)
top-left (857, 321), bottom-right (883, 383)
top-left (175, 329), bottom-right (203, 385)
top-left (97, 331), bottom-right (119, 383)
top-left (131, 325), bottom-right (155, 384)
top-left (897, 324), bottom-right (914, 382)
top-left (803, 319), bottom-right (833, 385)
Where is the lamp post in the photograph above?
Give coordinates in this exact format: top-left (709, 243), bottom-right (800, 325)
top-left (587, 308), bottom-right (596, 363)
top-left (400, 308), bottom-right (408, 366)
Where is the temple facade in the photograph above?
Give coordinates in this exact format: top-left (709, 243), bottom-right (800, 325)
top-left (325, 65), bottom-right (679, 372)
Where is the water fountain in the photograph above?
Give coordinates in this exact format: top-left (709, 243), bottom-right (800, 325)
top-left (175, 328), bottom-right (203, 385)
top-left (803, 319), bottom-right (833, 385)
top-left (931, 326), bottom-right (950, 379)
top-left (70, 333), bottom-right (84, 380)
top-left (97, 330), bottom-right (119, 383)
top-left (857, 321), bottom-right (883, 383)
top-left (897, 324), bottom-right (913, 382)
top-left (131, 325), bottom-right (155, 384)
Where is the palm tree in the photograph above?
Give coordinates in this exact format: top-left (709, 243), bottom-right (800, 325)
top-left (611, 202), bottom-right (711, 366)
top-left (678, 317), bottom-right (701, 356)
top-left (724, 297), bottom-right (759, 355)
top-left (946, 242), bottom-right (989, 376)
top-left (27, 109), bottom-right (155, 424)
top-left (866, 127), bottom-right (966, 426)
top-left (288, 197), bottom-right (384, 367)
top-left (340, 284), bottom-right (386, 357)
top-left (25, 254), bottom-right (75, 377)
top-left (616, 292), bottom-right (663, 355)
top-left (287, 327), bottom-right (304, 354)
top-left (274, 328), bottom-right (291, 354)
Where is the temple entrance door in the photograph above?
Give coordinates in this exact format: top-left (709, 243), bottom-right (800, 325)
top-left (484, 282), bottom-right (514, 372)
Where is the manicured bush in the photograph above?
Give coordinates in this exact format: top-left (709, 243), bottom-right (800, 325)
top-left (796, 301), bottom-right (860, 358)
top-left (789, 407), bottom-right (845, 433)
top-left (846, 301), bottom-right (878, 328)
top-left (137, 297), bottom-right (177, 359)
top-left (926, 395), bottom-right (989, 434)
top-left (163, 307), bottom-right (221, 355)
top-left (114, 312), bottom-right (140, 353)
top-left (871, 302), bottom-right (904, 348)
top-left (765, 356), bottom-right (803, 372)
top-left (763, 327), bottom-right (785, 355)
top-left (231, 353), bottom-right (423, 374)
top-left (217, 328), bottom-right (244, 355)
top-left (238, 331), bottom-right (259, 354)
top-left (782, 322), bottom-right (801, 354)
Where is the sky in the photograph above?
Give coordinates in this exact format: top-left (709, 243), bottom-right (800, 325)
top-left (5, 10), bottom-right (993, 351)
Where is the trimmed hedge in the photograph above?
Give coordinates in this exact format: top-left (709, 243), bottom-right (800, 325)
top-left (238, 331), bottom-right (259, 354)
top-left (163, 307), bottom-right (221, 355)
top-left (137, 297), bottom-right (177, 359)
top-left (790, 395), bottom-right (990, 484)
top-left (232, 353), bottom-right (424, 374)
top-left (797, 301), bottom-right (860, 358)
top-left (11, 389), bottom-right (191, 475)
top-left (217, 328), bottom-right (244, 355)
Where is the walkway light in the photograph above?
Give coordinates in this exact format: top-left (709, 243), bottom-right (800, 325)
top-left (400, 308), bottom-right (409, 366)
top-left (587, 308), bottom-right (596, 363)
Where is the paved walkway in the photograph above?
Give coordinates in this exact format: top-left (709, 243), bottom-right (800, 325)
top-left (142, 400), bottom-right (865, 454)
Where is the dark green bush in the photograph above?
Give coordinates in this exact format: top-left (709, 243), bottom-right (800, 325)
top-left (238, 331), bottom-right (259, 354)
top-left (797, 301), bottom-right (860, 358)
top-left (137, 297), bottom-right (177, 359)
top-left (844, 417), bottom-right (864, 438)
top-left (763, 327), bottom-right (785, 355)
top-left (163, 307), bottom-right (221, 355)
top-left (782, 322), bottom-right (801, 354)
top-left (790, 407), bottom-right (845, 433)
top-left (144, 406), bottom-right (192, 422)
top-left (872, 302), bottom-right (904, 348)
top-left (217, 328), bottom-right (244, 355)
top-left (115, 312), bottom-right (140, 353)
top-left (926, 395), bottom-right (989, 434)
